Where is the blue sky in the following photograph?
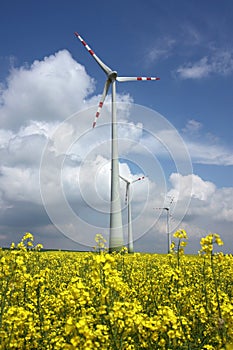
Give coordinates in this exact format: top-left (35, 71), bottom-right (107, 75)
top-left (0, 0), bottom-right (232, 253)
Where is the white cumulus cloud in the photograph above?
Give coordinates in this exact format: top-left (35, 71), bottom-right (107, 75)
top-left (0, 50), bottom-right (95, 130)
top-left (168, 173), bottom-right (216, 201)
top-left (177, 49), bottom-right (233, 79)
top-left (0, 49), bottom-right (232, 253)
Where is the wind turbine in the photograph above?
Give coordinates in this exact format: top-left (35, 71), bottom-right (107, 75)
top-left (119, 175), bottom-right (146, 253)
top-left (74, 32), bottom-right (160, 252)
top-left (156, 197), bottom-right (175, 253)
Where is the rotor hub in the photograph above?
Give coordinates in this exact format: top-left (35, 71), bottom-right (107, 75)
top-left (108, 71), bottom-right (118, 81)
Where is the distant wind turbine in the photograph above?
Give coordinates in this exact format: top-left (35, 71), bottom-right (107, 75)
top-left (156, 197), bottom-right (175, 253)
top-left (74, 32), bottom-right (160, 252)
top-left (119, 175), bottom-right (146, 253)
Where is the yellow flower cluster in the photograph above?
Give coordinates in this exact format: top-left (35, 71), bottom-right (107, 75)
top-left (200, 233), bottom-right (224, 255)
top-left (170, 230), bottom-right (188, 266)
top-left (173, 229), bottom-right (187, 239)
top-left (0, 232), bottom-right (232, 349)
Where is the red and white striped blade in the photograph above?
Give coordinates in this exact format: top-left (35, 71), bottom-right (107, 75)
top-left (74, 32), bottom-right (112, 75)
top-left (117, 76), bottom-right (160, 82)
top-left (132, 176), bottom-right (146, 184)
top-left (92, 79), bottom-right (111, 128)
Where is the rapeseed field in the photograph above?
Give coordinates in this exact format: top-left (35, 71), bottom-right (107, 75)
top-left (0, 231), bottom-right (232, 349)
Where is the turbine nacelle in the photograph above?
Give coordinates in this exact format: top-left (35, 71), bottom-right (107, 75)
top-left (108, 71), bottom-right (118, 81)
top-left (119, 175), bottom-right (146, 204)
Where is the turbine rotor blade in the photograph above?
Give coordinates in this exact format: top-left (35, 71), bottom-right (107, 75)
top-left (132, 176), bottom-right (146, 184)
top-left (117, 76), bottom-right (160, 82)
top-left (119, 174), bottom-right (128, 183)
top-left (93, 79), bottom-right (111, 128)
top-left (74, 32), bottom-right (112, 75)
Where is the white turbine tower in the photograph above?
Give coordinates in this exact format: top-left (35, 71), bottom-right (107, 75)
top-left (156, 197), bottom-right (175, 253)
top-left (74, 32), bottom-right (160, 252)
top-left (119, 175), bottom-right (146, 253)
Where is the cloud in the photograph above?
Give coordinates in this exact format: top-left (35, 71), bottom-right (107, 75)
top-left (168, 173), bottom-right (233, 224)
top-left (185, 140), bottom-right (233, 165)
top-left (177, 57), bottom-right (211, 79)
top-left (180, 24), bottom-right (202, 47)
top-left (177, 49), bottom-right (233, 79)
top-left (133, 172), bottom-right (233, 254)
top-left (0, 50), bottom-right (135, 247)
top-left (168, 173), bottom-right (216, 201)
top-left (181, 119), bottom-right (233, 166)
top-left (0, 166), bottom-right (41, 204)
top-left (145, 37), bottom-right (176, 64)
top-left (0, 50), bottom-right (95, 130)
top-left (131, 119), bottom-right (233, 167)
top-left (0, 49), bottom-right (232, 253)
top-left (166, 174), bottom-right (233, 253)
top-left (182, 119), bottom-right (203, 134)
